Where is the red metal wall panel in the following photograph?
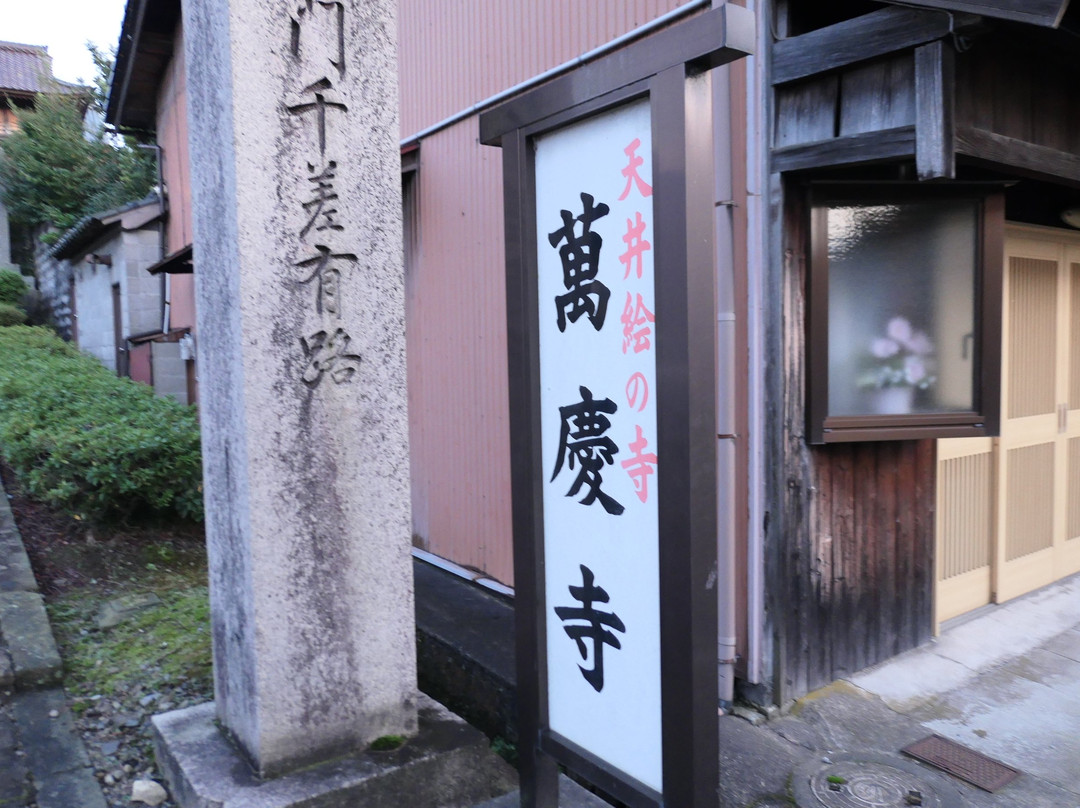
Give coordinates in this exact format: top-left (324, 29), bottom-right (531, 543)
top-left (407, 119), bottom-right (514, 583)
top-left (129, 342), bottom-right (153, 386)
top-left (399, 0), bottom-right (692, 138)
top-left (400, 1), bottom-right (710, 582)
top-left (158, 25), bottom-right (193, 259)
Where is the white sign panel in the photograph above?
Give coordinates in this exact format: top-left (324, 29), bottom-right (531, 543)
top-left (534, 100), bottom-right (662, 792)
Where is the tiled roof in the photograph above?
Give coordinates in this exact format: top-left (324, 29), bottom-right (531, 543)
top-left (0, 40), bottom-right (83, 96)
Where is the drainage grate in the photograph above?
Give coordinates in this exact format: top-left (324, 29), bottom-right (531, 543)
top-left (902, 735), bottom-right (1021, 793)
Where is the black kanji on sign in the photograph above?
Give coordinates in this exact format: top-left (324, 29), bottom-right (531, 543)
top-left (554, 564), bottom-right (626, 692)
top-left (552, 385), bottom-right (624, 516)
top-left (548, 192), bottom-right (611, 332)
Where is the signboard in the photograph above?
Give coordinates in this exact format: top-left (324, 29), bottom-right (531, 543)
top-left (535, 100), bottom-right (662, 791)
top-left (480, 5), bottom-right (754, 806)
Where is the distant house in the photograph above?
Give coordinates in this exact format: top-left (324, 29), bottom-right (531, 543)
top-left (104, 0), bottom-right (198, 403)
top-left (48, 194), bottom-right (194, 403)
top-left (0, 40), bottom-right (85, 276)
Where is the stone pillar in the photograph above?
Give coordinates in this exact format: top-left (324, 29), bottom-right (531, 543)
top-left (182, 0), bottom-right (416, 777)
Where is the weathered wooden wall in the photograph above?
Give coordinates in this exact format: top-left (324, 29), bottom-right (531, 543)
top-left (955, 33), bottom-right (1080, 156)
top-left (770, 180), bottom-right (936, 701)
top-left (774, 53), bottom-right (915, 148)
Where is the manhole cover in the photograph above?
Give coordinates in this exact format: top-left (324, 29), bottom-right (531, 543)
top-left (807, 761), bottom-right (941, 808)
top-left (902, 735), bottom-right (1021, 792)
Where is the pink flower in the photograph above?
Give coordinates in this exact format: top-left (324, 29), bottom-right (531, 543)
top-left (886, 317), bottom-right (912, 343)
top-left (906, 330), bottom-right (933, 356)
top-left (870, 338), bottom-right (900, 358)
top-left (904, 356), bottom-right (927, 384)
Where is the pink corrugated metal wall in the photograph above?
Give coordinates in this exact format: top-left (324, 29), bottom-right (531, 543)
top-left (399, 1), bottom-right (691, 584)
top-left (406, 121), bottom-right (511, 580)
top-left (159, 24), bottom-right (193, 257)
top-left (400, 0), bottom-right (690, 136)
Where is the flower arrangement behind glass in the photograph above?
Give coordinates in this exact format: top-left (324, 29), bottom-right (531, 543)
top-left (859, 316), bottom-right (936, 390)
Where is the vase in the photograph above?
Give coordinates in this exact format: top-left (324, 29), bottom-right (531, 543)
top-left (870, 386), bottom-right (914, 415)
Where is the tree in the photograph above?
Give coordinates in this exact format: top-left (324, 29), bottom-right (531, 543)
top-left (0, 47), bottom-right (155, 245)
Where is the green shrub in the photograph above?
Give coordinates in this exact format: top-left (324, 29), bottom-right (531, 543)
top-left (0, 269), bottom-right (28, 306)
top-left (0, 303), bottom-right (27, 327)
top-left (0, 326), bottom-right (203, 523)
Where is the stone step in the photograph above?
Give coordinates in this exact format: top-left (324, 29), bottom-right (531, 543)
top-left (0, 494), bottom-right (38, 594)
top-left (0, 591), bottom-right (63, 689)
top-left (152, 695), bottom-right (520, 808)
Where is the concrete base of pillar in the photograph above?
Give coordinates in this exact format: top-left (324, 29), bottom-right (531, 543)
top-left (152, 695), bottom-right (518, 808)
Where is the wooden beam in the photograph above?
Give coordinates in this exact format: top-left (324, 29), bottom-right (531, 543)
top-left (955, 126), bottom-right (1080, 186)
top-left (881, 0), bottom-right (1069, 28)
top-left (772, 7), bottom-right (979, 86)
top-left (771, 127), bottom-right (916, 173)
top-left (915, 41), bottom-right (956, 180)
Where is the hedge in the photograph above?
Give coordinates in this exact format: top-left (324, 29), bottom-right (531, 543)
top-left (0, 326), bottom-right (203, 523)
top-left (0, 270), bottom-right (27, 307)
top-left (0, 303), bottom-right (27, 327)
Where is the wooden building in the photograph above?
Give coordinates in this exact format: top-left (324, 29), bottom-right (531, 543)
top-left (763, 0), bottom-right (1080, 702)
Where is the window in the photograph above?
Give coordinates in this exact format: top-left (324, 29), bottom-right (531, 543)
top-left (807, 184), bottom-right (1003, 443)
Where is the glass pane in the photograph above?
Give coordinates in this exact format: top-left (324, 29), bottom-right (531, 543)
top-left (827, 199), bottom-right (977, 416)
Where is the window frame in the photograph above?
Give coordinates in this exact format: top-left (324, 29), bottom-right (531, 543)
top-left (806, 182), bottom-right (1004, 444)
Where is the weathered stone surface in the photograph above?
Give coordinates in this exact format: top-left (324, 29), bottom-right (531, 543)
top-left (0, 648), bottom-right (13, 689)
top-left (0, 528), bottom-right (38, 594)
top-left (33, 769), bottom-right (109, 808)
top-left (10, 690), bottom-right (91, 779)
top-left (0, 703), bottom-right (32, 806)
top-left (0, 593), bottom-right (61, 688)
top-left (152, 695), bottom-right (516, 808)
top-left (183, 0), bottom-right (417, 776)
top-left (95, 592), bottom-right (162, 630)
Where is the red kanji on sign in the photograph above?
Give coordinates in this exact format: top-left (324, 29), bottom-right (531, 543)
top-left (620, 425), bottom-right (657, 503)
top-left (625, 372), bottom-right (649, 412)
top-left (620, 292), bottom-right (655, 355)
top-left (617, 138), bottom-right (653, 201)
top-left (619, 212), bottom-right (651, 280)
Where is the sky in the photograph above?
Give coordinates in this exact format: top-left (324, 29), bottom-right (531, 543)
top-left (3, 0), bottom-right (129, 86)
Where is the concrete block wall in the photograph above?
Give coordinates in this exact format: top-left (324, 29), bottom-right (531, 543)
top-left (71, 236), bottom-right (123, 373)
top-left (122, 229), bottom-right (163, 337)
top-left (151, 341), bottom-right (188, 404)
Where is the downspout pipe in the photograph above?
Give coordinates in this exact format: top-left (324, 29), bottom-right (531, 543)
top-left (713, 55), bottom-right (738, 710)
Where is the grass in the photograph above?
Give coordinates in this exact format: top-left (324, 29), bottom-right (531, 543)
top-left (46, 557), bottom-right (212, 699)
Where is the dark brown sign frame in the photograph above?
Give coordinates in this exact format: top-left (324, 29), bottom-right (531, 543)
top-left (480, 6), bottom-right (754, 807)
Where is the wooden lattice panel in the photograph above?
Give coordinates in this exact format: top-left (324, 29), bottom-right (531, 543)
top-left (1008, 257), bottom-right (1057, 419)
top-left (938, 453), bottom-right (992, 580)
top-left (1005, 442), bottom-right (1055, 561)
top-left (1070, 438), bottom-right (1080, 542)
